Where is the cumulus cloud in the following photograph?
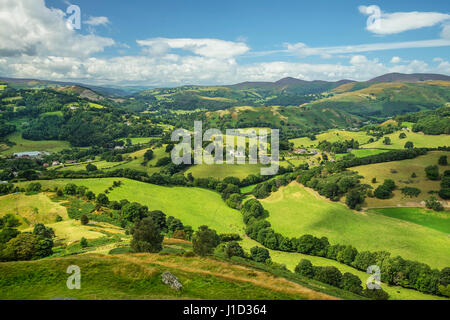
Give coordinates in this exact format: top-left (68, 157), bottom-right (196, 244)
top-left (137, 38), bottom-right (250, 59)
top-left (359, 5), bottom-right (450, 35)
top-left (442, 24), bottom-right (450, 39)
top-left (83, 16), bottom-right (110, 26)
top-left (0, 0), bottom-right (114, 57)
top-left (391, 56), bottom-right (402, 63)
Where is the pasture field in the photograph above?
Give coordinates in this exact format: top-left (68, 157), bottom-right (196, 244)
top-left (186, 163), bottom-right (264, 180)
top-left (353, 151), bottom-right (450, 207)
top-left (335, 148), bottom-right (388, 160)
top-left (260, 182), bottom-right (450, 269)
top-left (0, 193), bottom-right (68, 229)
top-left (290, 130), bottom-right (372, 148)
top-left (361, 131), bottom-right (449, 149)
top-left (240, 238), bottom-right (446, 300)
top-left (17, 178), bottom-right (245, 234)
top-left (370, 207), bottom-right (450, 234)
top-left (0, 253), bottom-right (334, 300)
top-left (117, 137), bottom-right (154, 145)
top-left (0, 132), bottom-right (70, 155)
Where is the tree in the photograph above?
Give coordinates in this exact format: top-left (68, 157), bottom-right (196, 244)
top-left (144, 149), bottom-right (154, 161)
top-left (224, 241), bottom-right (245, 259)
top-left (192, 225), bottom-right (220, 256)
top-left (374, 185), bottom-right (392, 199)
top-left (86, 163), bottom-right (97, 171)
top-left (363, 287), bottom-right (389, 300)
top-left (336, 246), bottom-right (358, 265)
top-left (167, 216), bottom-right (183, 233)
top-left (425, 165), bottom-right (440, 180)
top-left (398, 132), bottom-right (407, 139)
top-left (26, 182), bottom-right (42, 193)
top-left (295, 259), bottom-right (315, 278)
top-left (383, 137), bottom-right (391, 145)
top-left (341, 272), bottom-right (363, 294)
top-left (121, 202), bottom-right (148, 222)
top-left (250, 246), bottom-right (270, 263)
top-left (80, 237), bottom-right (88, 248)
top-left (33, 224), bottom-right (54, 239)
top-left (314, 266), bottom-right (343, 287)
top-left (148, 210), bottom-right (167, 232)
top-left (438, 155), bottom-right (448, 166)
top-left (85, 191), bottom-right (95, 200)
top-left (63, 183), bottom-right (77, 195)
top-left (172, 230), bottom-right (186, 240)
top-left (80, 214), bottom-right (89, 225)
top-left (130, 217), bottom-right (164, 253)
top-left (346, 190), bottom-right (364, 209)
top-left (425, 196), bottom-right (444, 211)
top-left (96, 193), bottom-right (109, 206)
top-left (404, 141), bottom-right (414, 149)
top-left (3, 233), bottom-right (38, 261)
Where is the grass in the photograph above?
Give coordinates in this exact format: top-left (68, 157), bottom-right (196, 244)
top-left (260, 182), bottom-right (450, 269)
top-left (0, 132), bottom-right (70, 155)
top-left (370, 207), bottom-right (450, 234)
top-left (0, 193), bottom-right (68, 229)
top-left (0, 253), bottom-right (337, 300)
top-left (240, 238), bottom-right (446, 300)
top-left (353, 151), bottom-right (450, 207)
top-left (186, 163), bottom-right (264, 180)
top-left (18, 178), bottom-right (245, 234)
top-left (362, 131), bottom-right (449, 149)
top-left (290, 130), bottom-right (372, 148)
top-left (335, 148), bottom-right (388, 160)
top-left (117, 137), bottom-right (154, 145)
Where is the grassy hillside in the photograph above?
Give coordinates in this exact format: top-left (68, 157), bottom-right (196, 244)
top-left (290, 129), bottom-right (372, 148)
top-left (260, 182), bottom-right (450, 269)
top-left (353, 151), bottom-right (450, 207)
top-left (0, 132), bottom-right (70, 155)
top-left (361, 131), bottom-right (449, 149)
top-left (18, 178), bottom-right (245, 234)
top-left (240, 238), bottom-right (447, 300)
top-left (0, 253), bottom-right (342, 300)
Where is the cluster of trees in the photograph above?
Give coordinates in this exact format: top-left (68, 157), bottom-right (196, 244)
top-left (317, 139), bottom-right (359, 154)
top-left (401, 186), bottom-right (421, 198)
top-left (0, 215), bottom-right (54, 262)
top-left (239, 197), bottom-right (450, 297)
top-left (295, 259), bottom-right (389, 299)
top-left (374, 179), bottom-right (396, 199)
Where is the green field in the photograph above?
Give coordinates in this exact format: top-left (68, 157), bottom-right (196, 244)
top-left (290, 130), bottom-right (372, 148)
top-left (0, 193), bottom-right (68, 229)
top-left (362, 131), bottom-right (449, 149)
top-left (18, 178), bottom-right (245, 234)
top-left (260, 182), bottom-right (450, 269)
top-left (0, 253), bottom-right (330, 300)
top-left (0, 132), bottom-right (70, 155)
top-left (353, 151), bottom-right (450, 207)
top-left (186, 163), bottom-right (264, 180)
top-left (335, 148), bottom-right (388, 160)
top-left (240, 238), bottom-right (446, 300)
top-left (370, 207), bottom-right (450, 234)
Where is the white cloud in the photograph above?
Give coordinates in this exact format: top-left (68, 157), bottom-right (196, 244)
top-left (285, 39), bottom-right (450, 57)
top-left (359, 5), bottom-right (450, 35)
top-left (137, 38), bottom-right (250, 59)
top-left (84, 16), bottom-right (110, 26)
top-left (442, 24), bottom-right (450, 39)
top-left (391, 56), bottom-right (402, 63)
top-left (0, 0), bottom-right (114, 57)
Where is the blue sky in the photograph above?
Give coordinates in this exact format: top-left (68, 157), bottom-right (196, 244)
top-left (0, 0), bottom-right (449, 86)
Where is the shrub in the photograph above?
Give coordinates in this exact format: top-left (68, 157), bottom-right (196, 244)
top-left (363, 287), bottom-right (390, 300)
top-left (130, 217), bottom-right (164, 253)
top-left (224, 241), bottom-right (245, 259)
top-left (401, 187), bottom-right (421, 198)
top-left (438, 155), bottom-right (448, 166)
top-left (314, 266), bottom-right (343, 287)
top-left (80, 214), bottom-right (89, 225)
top-left (341, 272), bottom-right (363, 295)
top-left (425, 196), bottom-right (444, 211)
top-left (80, 237), bottom-right (88, 248)
top-left (425, 165), bottom-right (440, 180)
top-left (295, 259), bottom-right (315, 278)
top-left (250, 246), bottom-right (270, 263)
top-left (192, 225), bottom-right (220, 256)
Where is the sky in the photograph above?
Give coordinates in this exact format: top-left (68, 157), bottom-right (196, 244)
top-left (0, 0), bottom-right (449, 87)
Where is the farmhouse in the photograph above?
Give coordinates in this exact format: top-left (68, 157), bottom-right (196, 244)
top-left (13, 151), bottom-right (47, 159)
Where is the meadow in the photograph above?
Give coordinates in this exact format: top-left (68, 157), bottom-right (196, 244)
top-left (290, 130), bottom-right (373, 148)
top-left (0, 132), bottom-right (70, 155)
top-left (260, 182), bottom-right (450, 269)
top-left (353, 151), bottom-right (450, 207)
top-left (18, 178), bottom-right (245, 234)
top-left (370, 207), bottom-right (450, 234)
top-left (240, 238), bottom-right (447, 300)
top-left (0, 253), bottom-right (329, 300)
top-left (361, 131), bottom-right (449, 149)
top-left (186, 163), bottom-right (264, 180)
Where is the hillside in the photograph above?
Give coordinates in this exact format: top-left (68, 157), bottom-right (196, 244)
top-left (0, 253), bottom-right (347, 300)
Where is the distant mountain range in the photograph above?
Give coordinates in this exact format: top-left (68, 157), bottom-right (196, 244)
top-left (1, 72), bottom-right (449, 98)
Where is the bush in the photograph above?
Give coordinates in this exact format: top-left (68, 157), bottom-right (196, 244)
top-left (314, 266), bottom-right (343, 287)
top-left (26, 182), bottom-right (42, 193)
top-left (363, 287), bottom-right (390, 300)
top-left (341, 272), bottom-right (363, 295)
top-left (192, 225), bottom-right (220, 256)
top-left (86, 163), bottom-right (97, 172)
top-left (438, 155), bottom-right (448, 166)
top-left (80, 237), bottom-right (88, 248)
top-left (224, 241), bottom-right (245, 259)
top-left (250, 246), bottom-right (270, 263)
top-left (425, 196), bottom-right (444, 211)
top-left (295, 259), bottom-right (315, 278)
top-left (401, 187), bottom-right (421, 198)
top-left (80, 214), bottom-right (89, 225)
top-left (425, 165), bottom-right (440, 180)
top-left (172, 230), bottom-right (186, 240)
